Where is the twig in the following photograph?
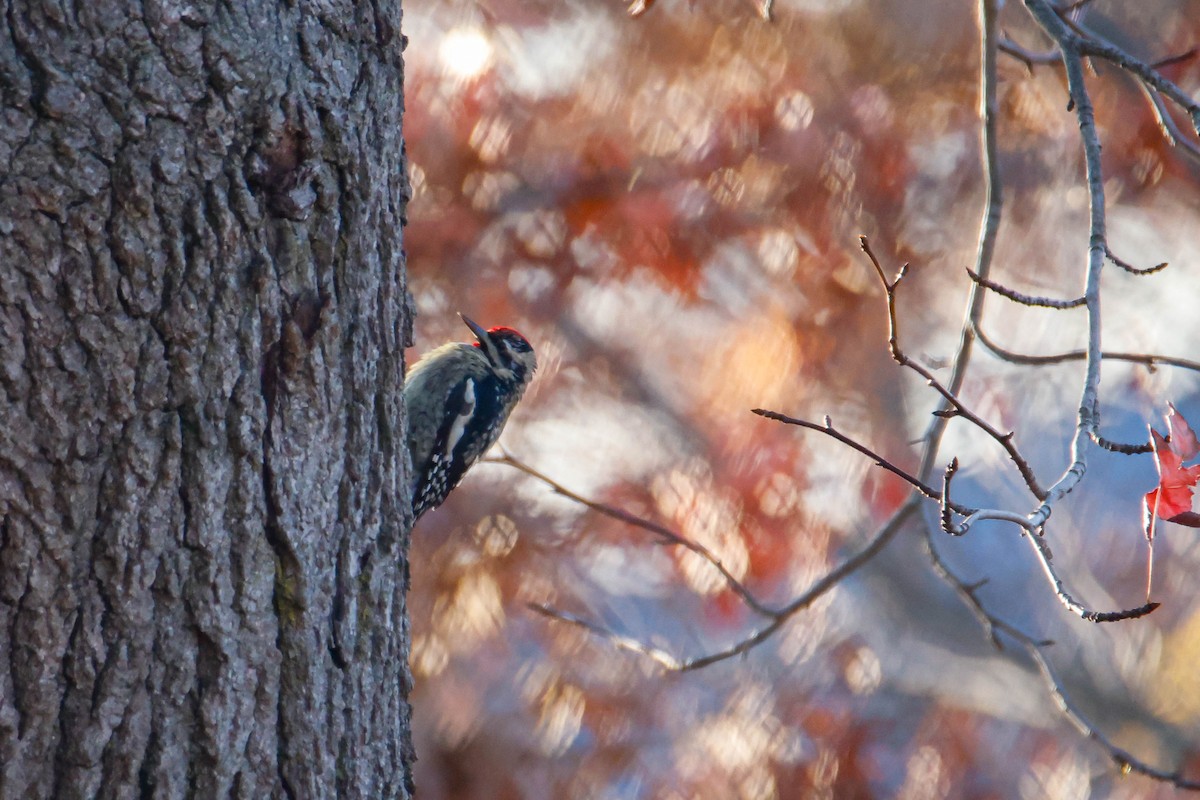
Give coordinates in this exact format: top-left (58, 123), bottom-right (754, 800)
top-left (923, 534), bottom-right (1051, 650)
top-left (750, 410), bottom-right (976, 516)
top-left (1024, 530), bottom-right (1159, 622)
top-left (1048, 2), bottom-right (1093, 49)
top-left (909, 0), bottom-right (1003, 496)
top-left (972, 326), bottom-right (1188, 457)
top-left (1091, 433), bottom-right (1152, 455)
top-left (680, 499), bottom-right (917, 670)
top-left (1004, 4), bottom-right (1200, 157)
top-left (998, 35), bottom-right (1059, 71)
top-left (860, 236), bottom-right (1047, 500)
top-left (1105, 247), bottom-right (1168, 277)
top-left (1078, 41), bottom-right (1200, 136)
top-left (930, 535), bottom-right (1196, 787)
top-left (1032, 0), bottom-right (1200, 134)
top-left (1021, 0), bottom-right (1108, 527)
top-left (966, 268), bottom-right (1085, 309)
top-left (487, 452), bottom-right (778, 617)
top-left (956, 508), bottom-right (1039, 535)
top-left (1028, 647), bottom-right (1200, 789)
top-left (1139, 84), bottom-right (1200, 164)
top-left (973, 321), bottom-right (1200, 374)
top-left (936, 501), bottom-right (1161, 623)
top-left (940, 459), bottom-right (962, 534)
top-left (531, 498), bottom-right (918, 672)
top-left (973, 77), bottom-right (1130, 454)
top-left (1149, 47), bottom-right (1198, 71)
top-left (527, 604), bottom-right (682, 670)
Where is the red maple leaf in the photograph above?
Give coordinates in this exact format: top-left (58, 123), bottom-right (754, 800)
top-left (1143, 404), bottom-right (1200, 538)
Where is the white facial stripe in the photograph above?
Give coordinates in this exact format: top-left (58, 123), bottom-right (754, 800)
top-left (482, 336), bottom-right (505, 366)
top-left (485, 338), bottom-right (513, 379)
top-left (444, 378), bottom-right (476, 459)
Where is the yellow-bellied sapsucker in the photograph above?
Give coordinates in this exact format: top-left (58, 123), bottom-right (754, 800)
top-left (404, 314), bottom-right (537, 521)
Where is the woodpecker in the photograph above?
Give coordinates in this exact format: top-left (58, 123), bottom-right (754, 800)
top-left (404, 314), bottom-right (537, 521)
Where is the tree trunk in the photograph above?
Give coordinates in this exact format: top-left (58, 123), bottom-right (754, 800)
top-left (0, 1), bottom-right (413, 797)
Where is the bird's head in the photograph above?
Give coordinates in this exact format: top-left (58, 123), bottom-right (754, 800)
top-left (461, 314), bottom-right (538, 384)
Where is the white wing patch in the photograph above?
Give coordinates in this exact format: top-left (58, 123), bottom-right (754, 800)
top-left (444, 377), bottom-right (476, 460)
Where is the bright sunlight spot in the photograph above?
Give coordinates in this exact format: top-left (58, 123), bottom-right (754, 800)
top-left (439, 28), bottom-right (493, 80)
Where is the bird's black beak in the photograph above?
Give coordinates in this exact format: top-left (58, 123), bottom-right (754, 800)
top-left (460, 313), bottom-right (490, 344)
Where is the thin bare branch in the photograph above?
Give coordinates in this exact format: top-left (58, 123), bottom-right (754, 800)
top-left (861, 236), bottom-right (1047, 500)
top-left (1091, 433), bottom-right (1152, 455)
top-left (751, 409), bottom-right (976, 515)
top-left (1028, 647), bottom-right (1200, 789)
top-left (488, 452), bottom-right (778, 617)
top-left (1140, 84), bottom-right (1200, 164)
top-left (1003, 6), bottom-right (1200, 158)
top-left (1077, 41), bottom-right (1200, 136)
top-left (1021, 0), bottom-right (1108, 527)
top-left (1024, 530), bottom-right (1159, 622)
top-left (966, 268), bottom-right (1085, 309)
top-left (1044, 9), bottom-right (1092, 59)
top-left (957, 508), bottom-right (1039, 535)
top-left (924, 534), bottom-right (1051, 650)
top-left (973, 320), bottom-right (1200, 374)
top-left (1149, 46), bottom-right (1198, 71)
top-left (1104, 247), bottom-right (1168, 277)
top-left (527, 604), bottom-right (683, 670)
top-left (531, 498), bottom-right (917, 672)
top-left (998, 35), bottom-right (1059, 70)
top-left (929, 534), bottom-right (1197, 788)
top-left (1040, 0), bottom-right (1200, 135)
top-left (940, 458), bottom-right (962, 535)
top-left (859, 238), bottom-right (909, 291)
top-left (910, 0), bottom-right (1004, 501)
top-left (681, 498), bottom-right (917, 671)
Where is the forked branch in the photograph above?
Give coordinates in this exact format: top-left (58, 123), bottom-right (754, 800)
top-left (860, 236), bottom-right (1047, 500)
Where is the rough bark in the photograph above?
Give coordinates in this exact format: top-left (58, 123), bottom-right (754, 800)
top-left (0, 1), bottom-right (413, 797)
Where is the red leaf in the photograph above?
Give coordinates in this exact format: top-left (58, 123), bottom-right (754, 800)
top-left (1166, 402), bottom-right (1200, 460)
top-left (1168, 511), bottom-right (1200, 528)
top-left (1151, 436), bottom-right (1200, 518)
top-left (1143, 408), bottom-right (1200, 531)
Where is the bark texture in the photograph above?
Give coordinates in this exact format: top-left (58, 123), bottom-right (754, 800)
top-left (0, 1), bottom-right (413, 796)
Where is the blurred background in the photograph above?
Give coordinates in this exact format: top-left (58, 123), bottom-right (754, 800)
top-left (400, 0), bottom-right (1200, 797)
